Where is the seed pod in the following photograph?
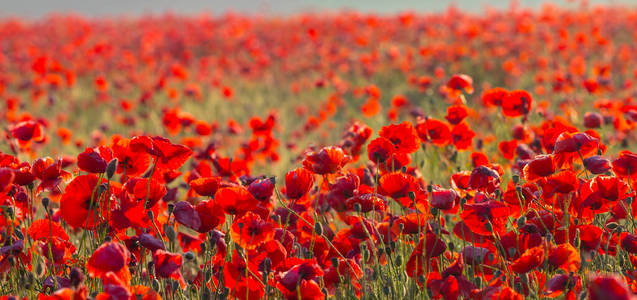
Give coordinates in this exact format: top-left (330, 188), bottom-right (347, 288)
top-left (314, 222), bottom-right (323, 236)
top-left (165, 225), bottom-right (176, 242)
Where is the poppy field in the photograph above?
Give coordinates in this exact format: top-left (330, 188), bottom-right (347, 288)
top-left (4, 3), bottom-right (637, 300)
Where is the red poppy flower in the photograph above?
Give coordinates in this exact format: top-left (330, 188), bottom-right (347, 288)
top-left (367, 137), bottom-right (395, 163)
top-left (86, 242), bottom-right (131, 284)
top-left (378, 172), bottom-right (424, 207)
top-left (612, 151), bottom-right (637, 180)
top-left (621, 233), bottom-right (637, 254)
top-left (583, 112), bottom-right (604, 128)
top-left (378, 122), bottom-right (421, 154)
top-left (553, 132), bottom-right (599, 167)
top-left (60, 174), bottom-right (115, 229)
top-left (345, 193), bottom-right (386, 213)
top-left (523, 155), bottom-right (555, 181)
top-left (511, 246), bottom-right (544, 273)
top-left (498, 140), bottom-right (518, 160)
top-left (468, 165), bottom-right (501, 191)
top-left (10, 120), bottom-right (44, 146)
top-left (32, 157), bottom-right (72, 192)
top-left (152, 250), bottom-right (185, 289)
top-left (28, 219), bottom-right (69, 242)
top-left (548, 244), bottom-right (580, 273)
top-left (502, 90), bottom-right (532, 117)
top-left (583, 155), bottom-right (611, 174)
top-left (482, 87), bottom-right (509, 107)
top-left (138, 233), bottom-right (164, 253)
top-left (577, 176), bottom-right (628, 217)
top-left (131, 178), bottom-right (166, 208)
top-left (430, 186), bottom-right (460, 210)
top-left (538, 170), bottom-right (579, 198)
top-left (230, 211), bottom-right (274, 250)
top-left (406, 233), bottom-right (446, 278)
top-left (446, 74), bottom-right (474, 95)
top-left (302, 146), bottom-right (351, 174)
top-left (197, 200), bottom-right (226, 232)
top-left (130, 136), bottom-right (192, 170)
top-left (214, 186), bottom-right (259, 216)
top-left (0, 168), bottom-right (14, 194)
top-left (471, 152), bottom-right (490, 167)
top-left (546, 274), bottom-right (581, 298)
top-left (77, 147), bottom-right (111, 174)
top-left (416, 118), bottom-right (452, 146)
top-left (445, 104), bottom-right (469, 125)
top-left (588, 275), bottom-right (631, 300)
top-left (188, 176), bottom-right (221, 197)
top-left (277, 259), bottom-right (324, 299)
top-left (285, 168), bottom-right (314, 199)
top-left (247, 178), bottom-right (275, 201)
top-left (460, 200), bottom-right (509, 236)
top-left (451, 122), bottom-right (475, 150)
top-left (111, 138), bottom-right (151, 177)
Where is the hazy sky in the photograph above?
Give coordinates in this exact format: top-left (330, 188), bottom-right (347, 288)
top-left (1, 0), bottom-right (634, 18)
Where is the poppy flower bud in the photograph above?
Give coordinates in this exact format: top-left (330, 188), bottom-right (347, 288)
top-left (574, 229), bottom-right (581, 248)
top-left (106, 158), bottom-right (118, 179)
top-left (353, 203), bottom-right (362, 213)
top-left (508, 248), bottom-right (516, 257)
top-left (431, 207), bottom-right (439, 216)
top-left (260, 257), bottom-right (272, 274)
top-left (394, 255), bottom-right (402, 266)
top-left (331, 257), bottom-right (339, 268)
top-left (426, 184), bottom-right (433, 192)
top-left (484, 222), bottom-right (493, 232)
top-left (447, 242), bottom-right (455, 252)
top-left (512, 174), bottom-right (520, 184)
top-left (165, 226), bottom-right (176, 242)
top-left (15, 229), bottom-right (24, 240)
top-left (184, 251), bottom-right (195, 261)
top-left (516, 216), bottom-right (526, 227)
top-left (626, 197), bottom-right (633, 205)
top-left (398, 223), bottom-right (405, 232)
top-left (408, 191), bottom-right (416, 202)
top-left (41, 197), bottom-right (49, 209)
top-left (314, 222), bottom-right (323, 236)
top-left (606, 222), bottom-right (619, 231)
top-left (104, 236), bottom-right (112, 242)
top-left (167, 203), bottom-right (175, 214)
top-left (152, 279), bottom-right (160, 291)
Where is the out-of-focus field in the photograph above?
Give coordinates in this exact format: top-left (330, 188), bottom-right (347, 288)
top-left (2, 3), bottom-right (637, 300)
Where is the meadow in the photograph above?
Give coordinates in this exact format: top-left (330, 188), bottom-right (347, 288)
top-left (1, 3), bottom-right (637, 299)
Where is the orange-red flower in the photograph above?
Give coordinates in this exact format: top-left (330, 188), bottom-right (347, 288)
top-left (302, 146), bottom-right (351, 174)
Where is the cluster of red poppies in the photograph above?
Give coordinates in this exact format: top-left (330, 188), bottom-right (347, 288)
top-left (3, 3), bottom-right (637, 300)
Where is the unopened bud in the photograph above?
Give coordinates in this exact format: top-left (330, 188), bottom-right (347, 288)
top-left (314, 222), bottom-right (323, 236)
top-left (41, 197), bottom-right (50, 209)
top-left (106, 159), bottom-right (118, 179)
